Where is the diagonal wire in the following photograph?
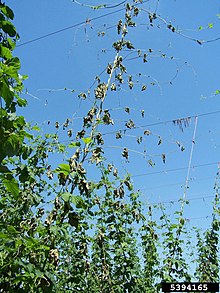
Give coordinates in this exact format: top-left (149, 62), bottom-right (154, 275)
top-left (131, 162), bottom-right (219, 178)
top-left (182, 116), bottom-right (198, 201)
top-left (102, 110), bottom-right (220, 136)
top-left (16, 9), bottom-right (124, 47)
top-left (16, 0), bottom-right (148, 48)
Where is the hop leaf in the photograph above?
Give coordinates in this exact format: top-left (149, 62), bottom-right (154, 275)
top-left (141, 85), bottom-right (147, 91)
top-left (116, 131), bottom-right (122, 139)
top-left (125, 107), bottom-right (130, 114)
top-left (148, 159), bottom-right (155, 167)
top-left (144, 130), bottom-right (151, 135)
top-left (125, 119), bottom-right (135, 129)
top-left (158, 137), bottom-right (162, 145)
top-left (122, 148), bottom-right (129, 160)
top-left (113, 168), bottom-right (118, 177)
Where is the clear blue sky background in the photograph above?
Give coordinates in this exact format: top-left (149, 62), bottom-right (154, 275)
top-left (8, 0), bottom-right (220, 231)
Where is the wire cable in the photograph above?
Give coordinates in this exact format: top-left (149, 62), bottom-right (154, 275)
top-left (150, 194), bottom-right (214, 205)
top-left (131, 161), bottom-right (219, 178)
top-left (16, 0), bottom-right (148, 48)
top-left (16, 8), bottom-right (125, 48)
top-left (140, 175), bottom-right (215, 191)
top-left (102, 110), bottom-right (220, 136)
top-left (183, 116), bottom-right (198, 201)
top-left (48, 109), bottom-right (220, 146)
top-left (73, 0), bottom-right (127, 9)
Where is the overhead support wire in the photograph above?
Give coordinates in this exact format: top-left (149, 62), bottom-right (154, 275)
top-left (73, 0), bottom-right (127, 9)
top-left (150, 194), bottom-right (214, 206)
top-left (102, 110), bottom-right (220, 136)
top-left (182, 116), bottom-right (198, 200)
top-left (16, 0), bottom-right (148, 48)
top-left (17, 9), bottom-right (124, 47)
top-left (16, 0), bottom-right (220, 48)
top-left (131, 161), bottom-right (219, 178)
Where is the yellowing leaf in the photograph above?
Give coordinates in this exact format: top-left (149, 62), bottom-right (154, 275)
top-left (82, 137), bottom-right (93, 144)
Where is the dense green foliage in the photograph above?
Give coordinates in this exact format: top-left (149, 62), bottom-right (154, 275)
top-left (0, 1), bottom-right (219, 292)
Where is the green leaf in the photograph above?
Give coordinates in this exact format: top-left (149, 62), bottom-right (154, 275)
top-left (68, 141), bottom-right (81, 148)
top-left (6, 57), bottom-right (20, 68)
top-left (32, 125), bottom-right (41, 131)
top-left (61, 192), bottom-right (72, 202)
top-left (24, 237), bottom-right (39, 248)
top-left (0, 78), bottom-right (14, 105)
top-left (61, 193), bottom-right (87, 209)
top-left (13, 116), bottom-right (26, 127)
top-left (21, 74), bottom-right (28, 80)
top-left (3, 133), bottom-right (21, 157)
top-left (58, 144), bottom-right (65, 153)
top-left (1, 5), bottom-right (14, 20)
top-left (55, 163), bottom-right (70, 175)
top-left (17, 97), bottom-right (27, 107)
top-left (0, 45), bottom-right (12, 59)
top-left (18, 165), bottom-right (29, 183)
top-left (21, 146), bottom-right (32, 160)
top-left (208, 23), bottom-right (213, 28)
top-left (7, 37), bottom-right (16, 50)
top-left (15, 238), bottom-right (22, 248)
top-left (215, 89), bottom-right (220, 95)
top-left (82, 137), bottom-right (93, 144)
top-left (35, 269), bottom-right (44, 278)
top-left (1, 20), bottom-right (16, 37)
top-left (71, 195), bottom-right (87, 209)
top-left (0, 232), bottom-right (8, 239)
top-left (3, 57), bottom-right (21, 79)
top-left (2, 175), bottom-right (19, 199)
top-left (20, 130), bottom-right (33, 140)
top-left (7, 225), bottom-right (18, 234)
top-left (179, 218), bottom-right (185, 225)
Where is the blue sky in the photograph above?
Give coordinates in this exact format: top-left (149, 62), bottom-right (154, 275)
top-left (8, 0), bottom-right (220, 231)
